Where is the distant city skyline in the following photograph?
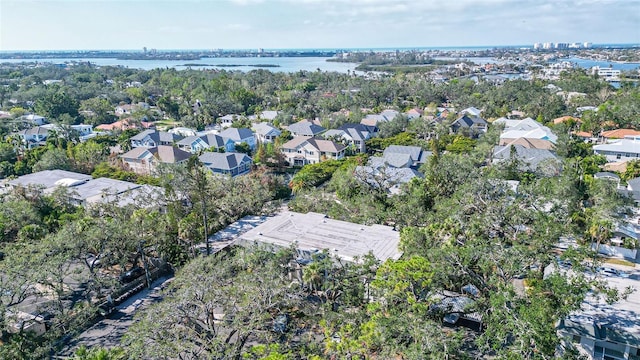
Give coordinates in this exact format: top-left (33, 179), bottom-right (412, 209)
top-left (1, 0), bottom-right (639, 51)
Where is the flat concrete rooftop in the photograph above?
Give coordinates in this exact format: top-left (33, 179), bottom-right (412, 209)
top-left (238, 211), bottom-right (402, 262)
top-left (6, 170), bottom-right (92, 190)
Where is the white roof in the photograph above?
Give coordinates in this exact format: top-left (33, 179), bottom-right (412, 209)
top-left (238, 211), bottom-right (402, 262)
top-left (593, 139), bottom-right (640, 154)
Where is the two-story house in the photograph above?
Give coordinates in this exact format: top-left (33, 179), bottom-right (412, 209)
top-left (176, 133), bottom-right (236, 153)
top-left (130, 130), bottom-right (183, 148)
top-left (593, 136), bottom-right (640, 162)
top-left (323, 123), bottom-right (377, 153)
top-left (287, 120), bottom-right (325, 137)
top-left (120, 145), bottom-right (191, 175)
top-left (252, 122), bottom-right (282, 143)
top-left (198, 152), bottom-right (253, 177)
top-left (281, 136), bottom-right (346, 166)
top-left (15, 126), bottom-right (49, 148)
top-left (219, 128), bottom-right (256, 150)
top-left (451, 114), bottom-right (488, 136)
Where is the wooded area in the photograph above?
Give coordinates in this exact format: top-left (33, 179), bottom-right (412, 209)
top-left (0, 62), bottom-right (638, 359)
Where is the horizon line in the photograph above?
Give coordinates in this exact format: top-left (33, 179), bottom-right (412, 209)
top-left (2, 43), bottom-right (639, 52)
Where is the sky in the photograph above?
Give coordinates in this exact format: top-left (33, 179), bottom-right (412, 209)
top-left (0, 0), bottom-right (639, 51)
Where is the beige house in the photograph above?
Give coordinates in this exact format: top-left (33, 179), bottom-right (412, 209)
top-left (280, 136), bottom-right (346, 166)
top-left (120, 145), bottom-right (191, 175)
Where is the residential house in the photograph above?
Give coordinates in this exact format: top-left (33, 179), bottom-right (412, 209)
top-left (323, 123), bottom-right (377, 153)
top-left (41, 123), bottom-right (95, 142)
top-left (252, 122), bottom-right (282, 143)
top-left (95, 119), bottom-right (155, 132)
top-left (601, 129), bottom-right (640, 140)
top-left (169, 127), bottom-right (197, 137)
top-left (200, 133), bottom-right (236, 152)
top-left (198, 152), bottom-right (253, 177)
top-left (4, 170), bottom-right (92, 193)
top-left (15, 126), bottom-right (49, 148)
top-left (361, 109), bottom-right (399, 127)
top-left (176, 133), bottom-right (235, 153)
top-left (287, 120), bottom-right (325, 138)
top-left (404, 108), bottom-right (423, 120)
top-left (219, 127), bottom-right (256, 150)
top-left (593, 136), bottom-right (640, 162)
top-left (451, 114), bottom-right (488, 136)
top-left (20, 114), bottom-right (47, 126)
top-left (498, 137), bottom-right (555, 150)
top-left (494, 117), bottom-right (558, 143)
top-left (120, 145), bottom-right (191, 175)
top-left (492, 144), bottom-right (561, 175)
top-left (557, 275), bottom-right (640, 360)
top-left (258, 110), bottom-right (279, 121)
top-left (280, 136), bottom-right (346, 166)
top-left (130, 129), bottom-right (183, 148)
top-left (460, 107), bottom-right (482, 117)
top-left (553, 116), bottom-right (580, 125)
top-left (3, 170), bottom-right (163, 208)
top-left (355, 158), bottom-right (423, 195)
top-left (115, 102), bottom-right (149, 117)
top-left (218, 114), bottom-right (240, 128)
top-left (382, 145), bottom-right (430, 168)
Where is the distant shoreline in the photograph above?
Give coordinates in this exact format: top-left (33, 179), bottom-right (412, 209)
top-left (180, 63), bottom-right (281, 68)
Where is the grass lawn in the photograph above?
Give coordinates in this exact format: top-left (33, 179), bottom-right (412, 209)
top-left (602, 257), bottom-right (636, 267)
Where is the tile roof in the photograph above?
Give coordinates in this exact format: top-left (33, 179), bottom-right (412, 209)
top-left (553, 116), bottom-right (580, 124)
top-left (601, 129), bottom-right (640, 139)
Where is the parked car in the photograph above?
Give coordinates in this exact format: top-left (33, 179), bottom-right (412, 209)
top-left (119, 267), bottom-right (145, 283)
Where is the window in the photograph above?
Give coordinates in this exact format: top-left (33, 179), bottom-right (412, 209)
top-left (571, 335), bottom-right (580, 343)
top-left (308, 151), bottom-right (314, 155)
top-left (617, 154), bottom-right (622, 159)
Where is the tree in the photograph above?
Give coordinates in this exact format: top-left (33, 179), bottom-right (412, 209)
top-left (123, 247), bottom-right (305, 359)
top-left (32, 148), bottom-right (71, 172)
top-left (34, 90), bottom-right (79, 119)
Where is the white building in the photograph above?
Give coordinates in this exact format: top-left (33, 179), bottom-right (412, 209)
top-left (593, 136), bottom-right (640, 162)
top-left (591, 66), bottom-right (621, 79)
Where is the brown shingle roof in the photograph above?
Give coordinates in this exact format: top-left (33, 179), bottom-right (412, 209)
top-left (281, 136), bottom-right (309, 150)
top-left (498, 137), bottom-right (555, 150)
top-left (307, 138), bottom-right (346, 153)
top-left (154, 145), bottom-right (191, 164)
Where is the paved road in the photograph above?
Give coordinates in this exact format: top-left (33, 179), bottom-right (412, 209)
top-left (58, 276), bottom-right (173, 357)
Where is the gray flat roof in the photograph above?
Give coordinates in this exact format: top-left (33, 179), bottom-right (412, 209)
top-left (70, 178), bottom-right (141, 201)
top-left (559, 268), bottom-right (640, 344)
top-left (7, 170), bottom-right (92, 190)
top-left (238, 211), bottom-right (402, 262)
